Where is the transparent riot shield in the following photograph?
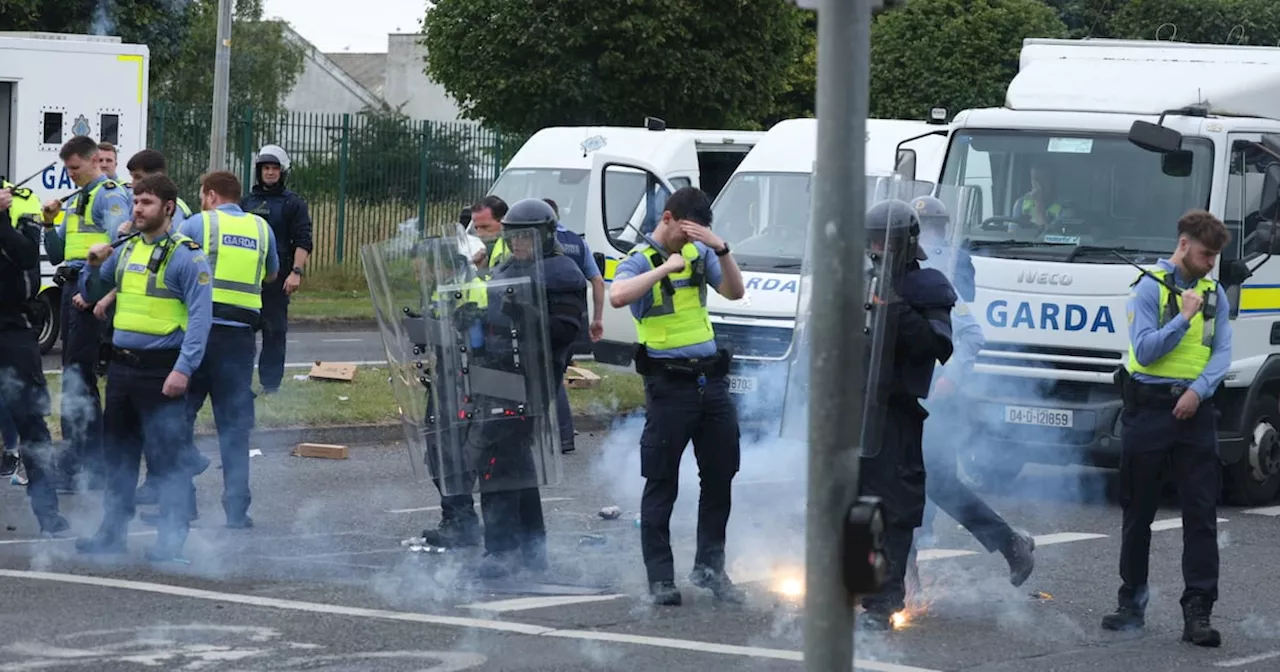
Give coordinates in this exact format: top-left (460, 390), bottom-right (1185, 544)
top-left (779, 176), bottom-right (931, 461)
top-left (360, 233), bottom-right (460, 478)
top-left (424, 231), bottom-right (562, 497)
top-left (916, 184), bottom-right (979, 301)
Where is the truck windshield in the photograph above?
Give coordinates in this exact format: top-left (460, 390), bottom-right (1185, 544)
top-left (488, 168), bottom-right (590, 235)
top-left (712, 172), bottom-right (814, 270)
top-left (941, 130), bottom-right (1214, 262)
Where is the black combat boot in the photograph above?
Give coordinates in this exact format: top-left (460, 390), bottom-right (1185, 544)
top-left (421, 516), bottom-right (480, 548)
top-left (1100, 605), bottom-right (1145, 631)
top-left (1181, 597), bottom-right (1221, 647)
top-left (1002, 528), bottom-right (1036, 587)
top-left (649, 580), bottom-right (682, 606)
top-left (689, 566), bottom-right (746, 604)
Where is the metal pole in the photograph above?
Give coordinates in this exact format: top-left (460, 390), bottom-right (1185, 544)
top-left (208, 0), bottom-right (233, 172)
top-left (804, 0), bottom-right (871, 669)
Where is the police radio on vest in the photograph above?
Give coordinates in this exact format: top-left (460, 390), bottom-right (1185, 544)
top-left (986, 299), bottom-right (1116, 333)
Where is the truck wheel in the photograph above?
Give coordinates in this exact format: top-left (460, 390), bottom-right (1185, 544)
top-left (1225, 395), bottom-right (1280, 506)
top-left (956, 445), bottom-right (1024, 494)
top-left (37, 291), bottom-right (60, 355)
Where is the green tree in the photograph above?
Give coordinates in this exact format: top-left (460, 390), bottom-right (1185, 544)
top-left (764, 10), bottom-right (818, 126)
top-left (1042, 0), bottom-right (1130, 38)
top-left (421, 0), bottom-right (809, 134)
top-left (868, 0), bottom-right (1067, 120)
top-left (158, 0), bottom-right (305, 117)
top-left (1111, 0), bottom-right (1280, 46)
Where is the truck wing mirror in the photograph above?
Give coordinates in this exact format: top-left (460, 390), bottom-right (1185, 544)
top-left (1221, 258), bottom-right (1253, 288)
top-left (1162, 150), bottom-right (1194, 177)
top-left (1129, 120), bottom-right (1182, 154)
top-left (1261, 164), bottom-right (1280, 221)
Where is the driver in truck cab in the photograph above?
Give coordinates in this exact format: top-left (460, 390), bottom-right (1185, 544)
top-left (1013, 162), bottom-right (1066, 233)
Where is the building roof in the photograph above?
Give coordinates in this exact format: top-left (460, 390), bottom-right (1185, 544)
top-left (326, 53), bottom-right (388, 98)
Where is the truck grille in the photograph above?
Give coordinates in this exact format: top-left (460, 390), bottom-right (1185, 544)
top-left (714, 323), bottom-right (794, 359)
top-left (976, 343), bottom-right (1124, 374)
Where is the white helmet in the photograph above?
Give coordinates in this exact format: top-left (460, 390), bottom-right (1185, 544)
top-left (255, 144), bottom-right (291, 172)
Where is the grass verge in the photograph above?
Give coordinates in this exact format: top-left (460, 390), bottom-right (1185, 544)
top-left (40, 362), bottom-right (643, 439)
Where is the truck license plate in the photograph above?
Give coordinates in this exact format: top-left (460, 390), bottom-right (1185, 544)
top-left (728, 375), bottom-right (757, 394)
top-left (1004, 405), bottom-right (1073, 428)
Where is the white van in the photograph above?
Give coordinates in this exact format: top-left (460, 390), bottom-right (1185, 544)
top-left (487, 123), bottom-right (763, 364)
top-left (702, 117), bottom-right (949, 419)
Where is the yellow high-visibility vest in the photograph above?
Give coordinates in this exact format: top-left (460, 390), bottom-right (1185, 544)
top-left (1125, 270), bottom-right (1217, 381)
top-left (629, 242), bottom-right (714, 350)
top-left (198, 209), bottom-right (270, 311)
top-left (113, 232), bottom-right (194, 336)
top-left (3, 181), bottom-right (42, 228)
top-left (64, 180), bottom-right (120, 260)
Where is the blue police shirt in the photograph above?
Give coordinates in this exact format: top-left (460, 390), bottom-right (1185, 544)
top-left (1127, 258), bottom-right (1232, 400)
top-left (920, 249), bottom-right (982, 382)
top-left (44, 175), bottom-right (133, 268)
top-left (613, 241), bottom-right (724, 359)
top-left (83, 231), bottom-right (214, 377)
top-left (555, 223), bottom-right (601, 280)
top-left (179, 203), bottom-right (280, 328)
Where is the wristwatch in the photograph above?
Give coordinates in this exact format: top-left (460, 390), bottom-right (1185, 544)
top-left (291, 266), bottom-right (305, 277)
top-left (715, 243), bottom-right (730, 257)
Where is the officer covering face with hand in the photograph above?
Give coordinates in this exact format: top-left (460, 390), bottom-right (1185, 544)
top-left (857, 198), bottom-right (957, 631)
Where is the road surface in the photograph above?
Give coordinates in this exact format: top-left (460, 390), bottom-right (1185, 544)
top-left (1, 428), bottom-right (1278, 671)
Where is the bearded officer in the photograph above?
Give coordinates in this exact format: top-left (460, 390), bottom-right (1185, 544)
top-left (858, 199), bottom-right (956, 631)
top-left (177, 171), bottom-right (278, 529)
top-left (1103, 210), bottom-right (1231, 647)
top-left (39, 136), bottom-right (132, 492)
top-left (0, 183), bottom-right (69, 535)
top-left (75, 174), bottom-right (212, 562)
top-left (609, 186), bottom-right (747, 606)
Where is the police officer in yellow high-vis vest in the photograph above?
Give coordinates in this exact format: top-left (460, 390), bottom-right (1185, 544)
top-left (75, 173), bottom-right (212, 564)
top-left (38, 136), bottom-right (132, 494)
top-left (608, 186), bottom-right (747, 607)
top-left (1104, 210), bottom-right (1233, 647)
top-left (177, 171), bottom-right (279, 529)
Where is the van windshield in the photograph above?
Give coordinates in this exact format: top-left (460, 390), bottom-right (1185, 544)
top-left (712, 172), bottom-right (813, 270)
top-left (488, 168), bottom-right (590, 234)
top-left (941, 130), bottom-right (1215, 262)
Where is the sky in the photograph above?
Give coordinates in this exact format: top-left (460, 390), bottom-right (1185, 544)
top-left (263, 0), bottom-right (427, 53)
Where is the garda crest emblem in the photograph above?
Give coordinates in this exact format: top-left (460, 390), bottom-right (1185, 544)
top-left (581, 135), bottom-right (607, 155)
top-left (73, 115), bottom-right (91, 137)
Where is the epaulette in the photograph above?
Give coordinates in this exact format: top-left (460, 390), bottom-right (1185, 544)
top-left (182, 240), bottom-right (202, 251)
top-left (103, 180), bottom-right (118, 190)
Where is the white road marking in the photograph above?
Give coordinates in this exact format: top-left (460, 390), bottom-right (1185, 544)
top-left (1150, 517), bottom-right (1228, 532)
top-left (320, 338), bottom-right (364, 343)
top-left (458, 595), bottom-right (628, 613)
top-left (1241, 505), bottom-right (1280, 517)
top-left (1032, 532), bottom-right (1109, 546)
top-left (1214, 650), bottom-right (1280, 667)
top-left (0, 530), bottom-right (154, 546)
top-left (386, 497), bottom-right (572, 514)
top-left (916, 549), bottom-right (978, 561)
top-left (0, 570), bottom-right (943, 671)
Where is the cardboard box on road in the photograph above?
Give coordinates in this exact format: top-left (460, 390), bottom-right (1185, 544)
top-left (564, 366), bottom-right (601, 389)
top-left (310, 361), bottom-right (357, 382)
top-left (291, 443), bottom-right (349, 460)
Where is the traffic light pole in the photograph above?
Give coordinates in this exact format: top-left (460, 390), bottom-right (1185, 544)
top-left (804, 0), bottom-right (872, 669)
top-left (208, 0), bottom-right (233, 172)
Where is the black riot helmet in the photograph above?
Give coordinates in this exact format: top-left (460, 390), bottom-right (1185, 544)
top-left (866, 199), bottom-right (926, 276)
top-left (501, 197), bottom-right (559, 258)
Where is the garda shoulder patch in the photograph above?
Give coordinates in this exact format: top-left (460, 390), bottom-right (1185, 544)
top-left (1127, 308), bottom-right (1135, 325)
top-left (197, 271), bottom-right (211, 285)
top-left (109, 204), bottom-right (124, 217)
top-left (955, 303), bottom-right (970, 317)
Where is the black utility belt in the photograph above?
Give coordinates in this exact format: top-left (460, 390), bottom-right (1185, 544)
top-left (213, 304), bottom-right (262, 330)
top-left (110, 347), bottom-right (181, 370)
top-left (634, 345), bottom-right (731, 379)
top-left (1129, 381), bottom-right (1190, 409)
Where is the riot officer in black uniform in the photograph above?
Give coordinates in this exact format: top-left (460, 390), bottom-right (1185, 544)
top-left (0, 184), bottom-right (69, 535)
top-left (858, 199), bottom-right (957, 630)
top-left (472, 198), bottom-right (587, 578)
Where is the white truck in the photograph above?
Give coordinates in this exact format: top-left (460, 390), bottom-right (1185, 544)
top-left (935, 38), bottom-right (1280, 505)
top-left (1, 31), bottom-right (149, 353)
top-left (486, 122), bottom-right (763, 365)
top-left (699, 116), bottom-right (949, 417)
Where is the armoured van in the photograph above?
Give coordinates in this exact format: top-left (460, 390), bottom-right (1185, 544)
top-left (700, 116), bottom-right (948, 420)
top-left (0, 32), bottom-right (149, 354)
top-left (937, 37), bottom-right (1280, 505)
top-left (486, 122), bottom-right (763, 365)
